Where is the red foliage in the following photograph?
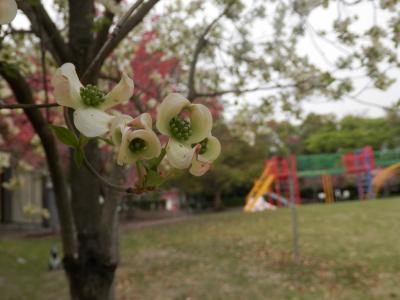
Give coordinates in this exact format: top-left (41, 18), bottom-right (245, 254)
top-left (1, 28), bottom-right (224, 168)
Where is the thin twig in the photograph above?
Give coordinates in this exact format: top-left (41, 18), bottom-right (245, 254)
top-left (0, 103), bottom-right (59, 109)
top-left (81, 0), bottom-right (144, 82)
top-left (39, 25), bottom-right (50, 121)
top-left (187, 2), bottom-right (235, 100)
top-left (83, 155), bottom-right (135, 193)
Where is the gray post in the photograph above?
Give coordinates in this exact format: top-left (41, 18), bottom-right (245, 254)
top-left (288, 165), bottom-right (300, 264)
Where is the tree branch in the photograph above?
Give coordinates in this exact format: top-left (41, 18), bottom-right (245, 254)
top-left (0, 102), bottom-right (59, 110)
top-left (92, 0), bottom-right (123, 56)
top-left (16, 0), bottom-right (70, 64)
top-left (0, 62), bottom-right (76, 257)
top-left (82, 155), bottom-right (144, 194)
top-left (187, 2), bottom-right (235, 101)
top-left (92, 10), bottom-right (116, 56)
top-left (194, 85), bottom-right (295, 98)
top-left (82, 0), bottom-right (160, 82)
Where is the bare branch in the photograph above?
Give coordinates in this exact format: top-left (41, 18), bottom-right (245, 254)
top-left (345, 94), bottom-right (389, 109)
top-left (92, 10), bottom-right (116, 56)
top-left (83, 155), bottom-right (147, 194)
top-left (0, 102), bottom-right (59, 110)
top-left (193, 84), bottom-right (297, 98)
top-left (187, 2), bottom-right (235, 101)
top-left (82, 0), bottom-right (160, 82)
top-left (92, 0), bottom-right (124, 57)
top-left (16, 0), bottom-right (70, 64)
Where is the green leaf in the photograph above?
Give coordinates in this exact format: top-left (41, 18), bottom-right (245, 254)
top-left (73, 149), bottom-right (84, 168)
top-left (147, 148), bottom-right (167, 170)
top-left (49, 125), bottom-right (79, 148)
top-left (79, 135), bottom-right (89, 149)
top-left (145, 170), bottom-right (164, 187)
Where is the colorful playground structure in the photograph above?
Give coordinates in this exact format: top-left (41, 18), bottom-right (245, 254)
top-left (244, 146), bottom-right (400, 212)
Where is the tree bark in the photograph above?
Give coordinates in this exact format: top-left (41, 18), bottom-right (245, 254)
top-left (60, 2), bottom-right (126, 298)
top-left (214, 190), bottom-right (224, 211)
top-left (63, 157), bottom-right (123, 300)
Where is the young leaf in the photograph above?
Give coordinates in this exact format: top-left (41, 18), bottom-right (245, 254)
top-left (147, 148), bottom-right (167, 170)
top-left (145, 170), bottom-right (164, 187)
top-left (78, 134), bottom-right (89, 149)
top-left (49, 125), bottom-right (79, 148)
top-left (73, 149), bottom-right (84, 168)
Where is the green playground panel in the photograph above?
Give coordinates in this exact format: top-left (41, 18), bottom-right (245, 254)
top-left (297, 153), bottom-right (343, 172)
top-left (297, 168), bottom-right (344, 177)
top-left (375, 149), bottom-right (400, 167)
top-left (296, 148), bottom-right (400, 177)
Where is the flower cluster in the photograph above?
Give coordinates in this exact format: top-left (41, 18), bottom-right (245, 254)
top-left (156, 93), bottom-right (221, 176)
top-left (52, 63), bottom-right (220, 187)
top-left (0, 0), bottom-right (17, 25)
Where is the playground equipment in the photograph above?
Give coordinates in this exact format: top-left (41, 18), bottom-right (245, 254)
top-left (342, 146), bottom-right (375, 200)
top-left (245, 162), bottom-right (275, 212)
top-left (372, 163), bottom-right (400, 195)
top-left (246, 146), bottom-right (400, 211)
top-left (321, 174), bottom-right (334, 203)
top-left (244, 156), bottom-right (300, 212)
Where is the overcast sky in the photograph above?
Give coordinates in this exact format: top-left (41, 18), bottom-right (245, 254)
top-left (226, 1), bottom-right (399, 120)
top-left (11, 1), bottom-right (399, 120)
top-left (299, 1), bottom-right (398, 119)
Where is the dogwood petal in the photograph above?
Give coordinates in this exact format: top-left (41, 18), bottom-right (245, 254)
top-left (73, 108), bottom-right (113, 137)
top-left (186, 104), bottom-right (212, 144)
top-left (166, 139), bottom-right (198, 169)
top-left (198, 136), bottom-right (221, 163)
top-left (130, 113), bottom-right (153, 130)
top-left (117, 129), bottom-right (161, 165)
top-left (0, 0), bottom-right (17, 25)
top-left (101, 73), bottom-right (134, 110)
top-left (135, 130), bottom-right (161, 160)
top-left (156, 93), bottom-right (190, 135)
top-left (109, 113), bottom-right (133, 146)
top-left (116, 127), bottom-right (131, 165)
top-left (189, 158), bottom-right (211, 176)
top-left (52, 63), bottom-right (84, 109)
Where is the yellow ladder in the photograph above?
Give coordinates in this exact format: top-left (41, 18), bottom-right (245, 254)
top-left (244, 165), bottom-right (275, 212)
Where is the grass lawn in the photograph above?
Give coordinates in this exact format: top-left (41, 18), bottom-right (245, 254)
top-left (1, 198), bottom-right (400, 299)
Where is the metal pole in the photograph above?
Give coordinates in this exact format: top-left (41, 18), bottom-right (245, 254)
top-left (288, 162), bottom-right (300, 264)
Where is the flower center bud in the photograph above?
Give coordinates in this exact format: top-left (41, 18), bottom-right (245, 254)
top-left (169, 117), bottom-right (192, 141)
top-left (80, 84), bottom-right (106, 107)
top-left (129, 138), bottom-right (146, 153)
top-left (192, 138), bottom-right (208, 155)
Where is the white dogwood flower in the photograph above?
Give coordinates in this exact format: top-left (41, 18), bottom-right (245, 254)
top-left (52, 63), bottom-right (134, 137)
top-left (156, 93), bottom-right (212, 169)
top-left (0, 0), bottom-right (17, 25)
top-left (189, 135), bottom-right (221, 176)
top-left (117, 113), bottom-right (161, 165)
top-left (109, 112), bottom-right (133, 147)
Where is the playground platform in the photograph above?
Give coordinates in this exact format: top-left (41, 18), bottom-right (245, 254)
top-left (245, 146), bottom-right (400, 212)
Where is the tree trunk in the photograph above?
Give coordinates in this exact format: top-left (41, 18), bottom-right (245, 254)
top-left (214, 190), bottom-right (223, 211)
top-left (63, 140), bottom-right (121, 300)
top-left (63, 2), bottom-right (120, 299)
top-left (64, 252), bottom-right (116, 300)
